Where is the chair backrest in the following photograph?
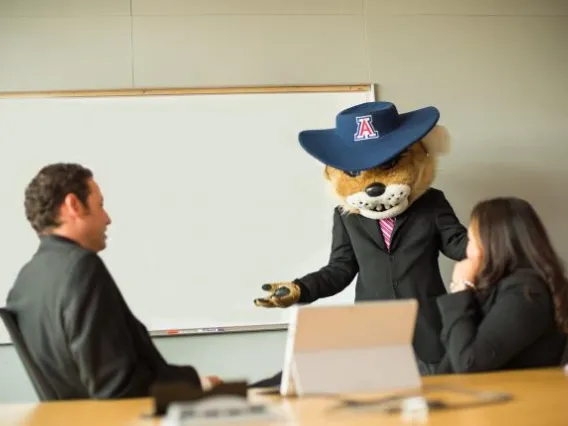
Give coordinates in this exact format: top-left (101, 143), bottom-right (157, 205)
top-left (561, 338), bottom-right (568, 365)
top-left (0, 307), bottom-right (59, 401)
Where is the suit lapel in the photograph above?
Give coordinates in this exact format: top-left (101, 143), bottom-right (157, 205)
top-left (389, 209), bottom-right (411, 251)
top-left (389, 191), bottom-right (432, 250)
top-left (357, 215), bottom-right (387, 251)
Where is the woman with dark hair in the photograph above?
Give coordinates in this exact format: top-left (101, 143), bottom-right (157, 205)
top-left (436, 196), bottom-right (568, 374)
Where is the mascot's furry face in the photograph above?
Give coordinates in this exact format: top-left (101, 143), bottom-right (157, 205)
top-left (324, 125), bottom-right (451, 220)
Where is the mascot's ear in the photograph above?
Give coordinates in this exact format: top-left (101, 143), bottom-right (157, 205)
top-left (421, 124), bottom-right (451, 156)
top-left (323, 165), bottom-right (331, 181)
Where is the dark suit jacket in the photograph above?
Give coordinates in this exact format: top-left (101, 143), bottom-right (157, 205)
top-left (294, 187), bottom-right (468, 363)
top-left (6, 234), bottom-right (201, 400)
top-left (436, 268), bottom-right (567, 374)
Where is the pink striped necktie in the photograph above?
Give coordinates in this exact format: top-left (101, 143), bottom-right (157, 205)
top-left (379, 217), bottom-right (396, 250)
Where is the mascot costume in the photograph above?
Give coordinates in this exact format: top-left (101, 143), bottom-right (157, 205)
top-left (252, 101), bottom-right (468, 384)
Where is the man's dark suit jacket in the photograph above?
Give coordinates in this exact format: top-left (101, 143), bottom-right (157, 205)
top-left (294, 187), bottom-right (468, 364)
top-left (6, 234), bottom-right (201, 400)
top-left (436, 268), bottom-right (567, 374)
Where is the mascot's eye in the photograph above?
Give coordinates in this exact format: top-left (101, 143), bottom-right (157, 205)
top-left (344, 170), bottom-right (361, 177)
top-left (380, 154), bottom-right (403, 170)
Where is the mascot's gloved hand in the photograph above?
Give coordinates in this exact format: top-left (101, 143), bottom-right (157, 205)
top-left (254, 282), bottom-right (301, 308)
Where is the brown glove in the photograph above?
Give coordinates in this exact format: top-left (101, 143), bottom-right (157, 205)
top-left (253, 282), bottom-right (301, 308)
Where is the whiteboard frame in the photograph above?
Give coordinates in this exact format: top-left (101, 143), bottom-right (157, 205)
top-left (0, 83), bottom-right (377, 338)
top-left (0, 83), bottom-right (376, 99)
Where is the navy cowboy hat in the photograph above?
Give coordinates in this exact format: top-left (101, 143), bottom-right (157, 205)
top-left (298, 101), bottom-right (440, 173)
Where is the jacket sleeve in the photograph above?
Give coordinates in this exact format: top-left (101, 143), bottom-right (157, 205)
top-left (434, 191), bottom-right (468, 261)
top-left (294, 208), bottom-right (359, 303)
top-left (62, 253), bottom-right (200, 398)
top-left (436, 276), bottom-right (554, 373)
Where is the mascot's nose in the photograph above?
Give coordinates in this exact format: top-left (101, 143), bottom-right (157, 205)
top-left (365, 182), bottom-right (386, 197)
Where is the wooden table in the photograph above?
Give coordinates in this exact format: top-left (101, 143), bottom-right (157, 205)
top-left (1, 367), bottom-right (566, 425)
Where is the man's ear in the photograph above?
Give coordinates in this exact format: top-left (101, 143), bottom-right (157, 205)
top-left (62, 193), bottom-right (87, 219)
top-left (421, 125), bottom-right (451, 156)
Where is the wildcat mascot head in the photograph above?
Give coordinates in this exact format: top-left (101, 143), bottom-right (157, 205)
top-left (300, 101), bottom-right (451, 219)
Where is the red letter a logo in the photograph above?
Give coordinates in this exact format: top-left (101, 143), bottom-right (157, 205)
top-left (354, 115), bottom-right (379, 141)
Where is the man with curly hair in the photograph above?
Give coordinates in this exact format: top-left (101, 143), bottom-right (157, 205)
top-left (5, 163), bottom-right (221, 399)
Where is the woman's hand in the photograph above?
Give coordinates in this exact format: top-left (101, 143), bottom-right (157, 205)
top-left (450, 258), bottom-right (480, 293)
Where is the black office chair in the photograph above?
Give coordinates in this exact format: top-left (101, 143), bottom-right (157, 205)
top-left (0, 307), bottom-right (59, 401)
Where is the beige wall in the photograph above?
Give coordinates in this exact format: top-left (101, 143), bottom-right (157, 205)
top-left (2, 0), bottom-right (567, 91)
top-left (1, 0), bottom-right (567, 402)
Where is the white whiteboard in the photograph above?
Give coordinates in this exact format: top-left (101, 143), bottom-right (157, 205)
top-left (0, 86), bottom-right (374, 343)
